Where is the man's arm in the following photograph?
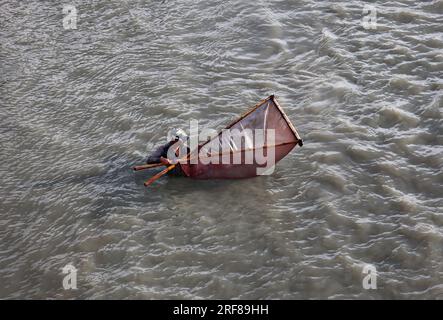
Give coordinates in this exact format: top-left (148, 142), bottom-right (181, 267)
top-left (146, 141), bottom-right (174, 164)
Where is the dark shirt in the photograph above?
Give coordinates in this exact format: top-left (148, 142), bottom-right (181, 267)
top-left (146, 140), bottom-right (184, 176)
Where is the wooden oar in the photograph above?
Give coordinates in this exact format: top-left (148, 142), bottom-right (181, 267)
top-left (144, 164), bottom-right (176, 187)
top-left (132, 163), bottom-right (164, 171)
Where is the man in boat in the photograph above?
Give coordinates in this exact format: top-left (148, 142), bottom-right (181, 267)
top-left (146, 129), bottom-right (188, 175)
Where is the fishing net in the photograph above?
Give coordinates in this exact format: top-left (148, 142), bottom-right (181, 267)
top-left (179, 96), bottom-right (302, 179)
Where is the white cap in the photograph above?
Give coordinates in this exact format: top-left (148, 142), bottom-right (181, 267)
top-left (167, 128), bottom-right (188, 142)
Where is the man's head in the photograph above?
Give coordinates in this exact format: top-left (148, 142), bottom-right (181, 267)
top-left (168, 128), bottom-right (188, 143)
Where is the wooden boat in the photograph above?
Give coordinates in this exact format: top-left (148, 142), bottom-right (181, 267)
top-left (134, 95), bottom-right (303, 186)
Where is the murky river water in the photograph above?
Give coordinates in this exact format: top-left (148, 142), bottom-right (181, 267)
top-left (1, 0), bottom-right (442, 299)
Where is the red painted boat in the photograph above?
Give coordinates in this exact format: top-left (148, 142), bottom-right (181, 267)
top-left (136, 95), bottom-right (303, 186)
top-left (178, 95), bottom-right (303, 179)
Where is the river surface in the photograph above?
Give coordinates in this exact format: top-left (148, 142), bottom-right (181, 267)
top-left (1, 0), bottom-right (442, 299)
